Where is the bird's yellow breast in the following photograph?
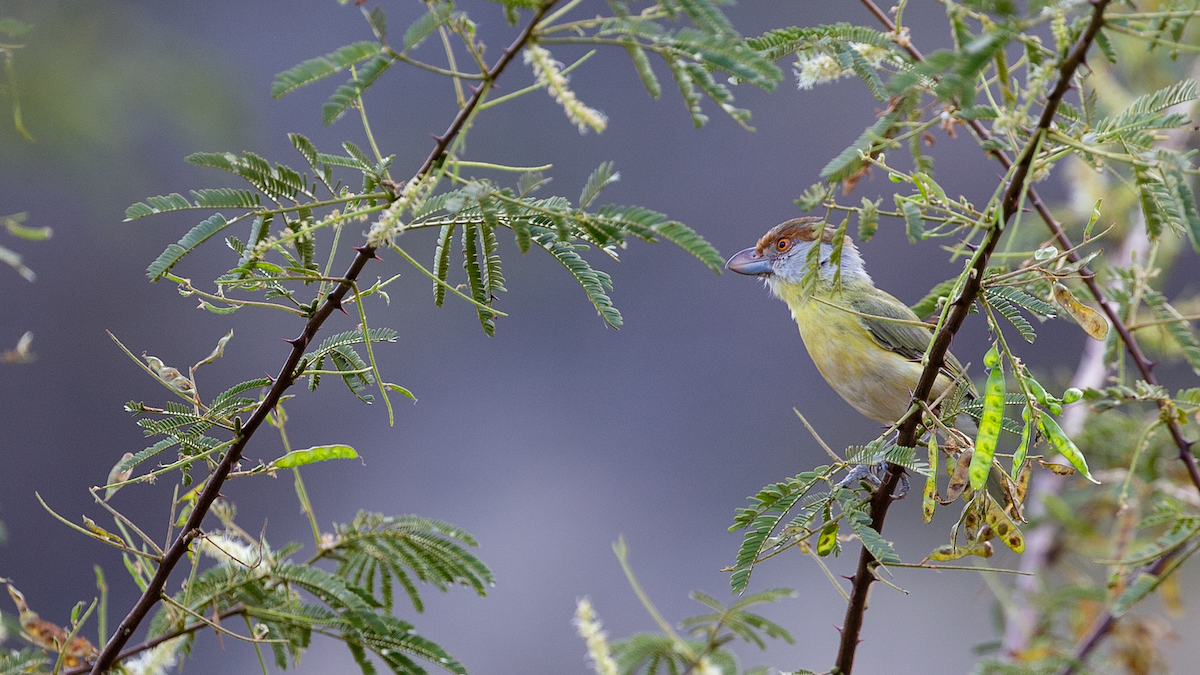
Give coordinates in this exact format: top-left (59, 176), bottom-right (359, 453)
top-left (776, 284), bottom-right (950, 425)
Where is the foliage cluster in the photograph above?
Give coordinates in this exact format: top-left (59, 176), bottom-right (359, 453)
top-left (2, 1), bottom-right (1200, 675)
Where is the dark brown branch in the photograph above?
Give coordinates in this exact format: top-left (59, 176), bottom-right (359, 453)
top-left (1055, 553), bottom-right (1173, 675)
top-left (65, 607), bottom-right (248, 675)
top-left (858, 0), bottom-right (1200, 670)
top-left (835, 3), bottom-right (1112, 673)
top-left (861, 0), bottom-right (1200, 497)
top-left (87, 4), bottom-right (557, 672)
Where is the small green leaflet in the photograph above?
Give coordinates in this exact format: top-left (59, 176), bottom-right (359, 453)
top-left (270, 444), bottom-right (358, 469)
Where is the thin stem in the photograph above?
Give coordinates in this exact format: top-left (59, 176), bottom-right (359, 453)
top-left (35, 493), bottom-right (162, 562)
top-left (63, 608), bottom-right (248, 675)
top-left (89, 491), bottom-right (165, 556)
top-left (861, 0), bottom-right (1200, 667)
top-left (87, 6), bottom-right (559, 672)
top-left (1128, 313), bottom-right (1200, 330)
top-left (390, 243), bottom-right (507, 315)
top-left (477, 49), bottom-right (596, 110)
top-left (1104, 22), bottom-right (1200, 53)
top-left (159, 596), bottom-right (287, 645)
top-left (164, 275), bottom-right (307, 316)
top-left (793, 408), bottom-right (843, 463)
top-left (352, 65), bottom-right (389, 178)
top-left (386, 49), bottom-right (486, 80)
top-left (613, 536), bottom-right (691, 654)
top-left (445, 159), bottom-right (554, 173)
top-left (835, 3), bottom-right (1113, 673)
top-left (438, 25), bottom-right (466, 107)
top-left (810, 295), bottom-right (934, 329)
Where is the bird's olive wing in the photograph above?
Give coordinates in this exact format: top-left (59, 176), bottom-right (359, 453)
top-left (849, 291), bottom-right (934, 361)
top-left (848, 291), bottom-right (971, 384)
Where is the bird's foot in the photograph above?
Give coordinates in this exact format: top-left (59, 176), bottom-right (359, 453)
top-left (837, 462), bottom-right (909, 499)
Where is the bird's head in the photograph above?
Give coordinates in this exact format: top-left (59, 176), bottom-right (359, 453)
top-left (725, 217), bottom-right (872, 296)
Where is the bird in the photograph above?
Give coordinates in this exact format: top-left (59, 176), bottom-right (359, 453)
top-left (726, 217), bottom-right (972, 427)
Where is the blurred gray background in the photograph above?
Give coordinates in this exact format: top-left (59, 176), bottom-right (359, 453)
top-left (3, 1), bottom-right (1197, 673)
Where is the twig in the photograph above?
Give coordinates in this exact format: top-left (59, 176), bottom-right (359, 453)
top-left (62, 607), bottom-right (248, 675)
top-left (834, 3), bottom-right (1112, 673)
top-left (860, 0), bottom-right (1200, 666)
top-left (86, 4), bottom-right (559, 672)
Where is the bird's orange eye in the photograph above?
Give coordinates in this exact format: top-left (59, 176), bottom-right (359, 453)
top-left (776, 238), bottom-right (790, 251)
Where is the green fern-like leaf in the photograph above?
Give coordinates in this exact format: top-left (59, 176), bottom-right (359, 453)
top-left (729, 471), bottom-right (827, 593)
top-left (670, 30), bottom-right (780, 88)
top-left (840, 492), bottom-right (897, 564)
top-left (461, 219), bottom-right (494, 336)
top-left (1144, 290), bottom-right (1200, 376)
top-left (676, 0), bottom-right (735, 36)
top-left (820, 110), bottom-right (899, 182)
top-left (402, 2), bottom-right (454, 51)
top-left (1135, 165), bottom-right (1184, 240)
top-left (329, 346), bottom-right (376, 403)
top-left (325, 512), bottom-right (493, 614)
top-left (530, 226), bottom-right (622, 329)
top-left (747, 23), bottom-right (893, 62)
top-left (1091, 79), bottom-right (1198, 140)
top-left (117, 438), bottom-right (180, 473)
top-left (191, 188), bottom-right (261, 210)
top-left (835, 39), bottom-right (885, 101)
top-left (0, 649), bottom-right (49, 675)
top-left (579, 162), bottom-right (619, 209)
top-left (667, 56), bottom-right (709, 128)
top-left (985, 291), bottom-right (1037, 343)
top-left (146, 213), bottom-right (248, 281)
top-left (322, 53), bottom-right (397, 126)
top-left (306, 328), bottom-right (398, 362)
top-left (272, 41), bottom-right (384, 99)
top-left (985, 285), bottom-right (1057, 318)
top-left (125, 193), bottom-right (192, 220)
top-left (432, 223), bottom-right (456, 307)
top-left (623, 41), bottom-right (662, 98)
top-left (652, 220), bottom-right (724, 273)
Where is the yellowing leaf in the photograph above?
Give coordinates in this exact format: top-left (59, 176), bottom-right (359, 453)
top-left (924, 541), bottom-right (992, 562)
top-left (982, 496), bottom-right (1025, 553)
top-left (943, 450), bottom-right (973, 504)
top-left (923, 435), bottom-right (939, 524)
top-left (1054, 282), bottom-right (1108, 340)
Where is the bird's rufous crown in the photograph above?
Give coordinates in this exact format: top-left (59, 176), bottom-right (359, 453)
top-left (754, 217), bottom-right (836, 256)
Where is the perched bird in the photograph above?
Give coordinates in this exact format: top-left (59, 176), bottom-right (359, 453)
top-left (727, 217), bottom-right (971, 426)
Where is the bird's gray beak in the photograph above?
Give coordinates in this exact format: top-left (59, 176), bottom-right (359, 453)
top-left (726, 247), bottom-right (773, 276)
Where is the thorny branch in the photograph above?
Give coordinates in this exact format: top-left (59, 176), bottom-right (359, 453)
top-left (87, 4), bottom-right (558, 672)
top-left (861, 0), bottom-right (1200, 494)
top-left (835, 3), bottom-right (1113, 673)
top-left (858, 0), bottom-right (1200, 671)
top-left (64, 608), bottom-right (248, 675)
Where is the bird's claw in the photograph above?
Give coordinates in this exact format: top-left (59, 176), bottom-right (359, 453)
top-left (837, 462), bottom-right (909, 500)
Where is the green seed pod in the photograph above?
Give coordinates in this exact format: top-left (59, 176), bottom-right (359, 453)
top-left (1039, 414), bottom-right (1099, 484)
top-left (1061, 387), bottom-right (1083, 404)
top-left (970, 358), bottom-right (1006, 490)
top-left (1011, 405), bottom-right (1034, 480)
top-left (983, 345), bottom-right (1001, 369)
top-left (1024, 376), bottom-right (1049, 406)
